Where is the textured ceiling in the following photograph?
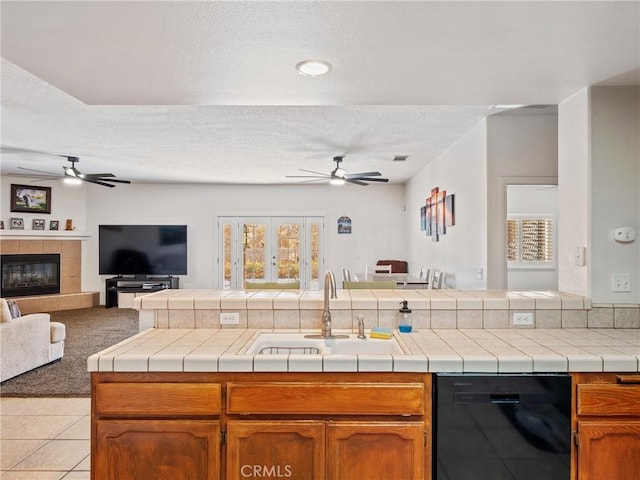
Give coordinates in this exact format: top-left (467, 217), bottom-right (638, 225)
top-left (1, 1), bottom-right (638, 185)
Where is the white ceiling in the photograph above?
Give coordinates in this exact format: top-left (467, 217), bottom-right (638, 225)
top-left (1, 1), bottom-right (638, 185)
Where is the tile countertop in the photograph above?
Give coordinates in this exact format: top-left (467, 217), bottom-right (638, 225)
top-left (87, 328), bottom-right (640, 374)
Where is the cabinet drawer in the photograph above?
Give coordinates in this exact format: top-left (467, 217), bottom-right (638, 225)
top-left (95, 382), bottom-right (221, 416)
top-left (577, 383), bottom-right (640, 416)
top-left (227, 382), bottom-right (424, 415)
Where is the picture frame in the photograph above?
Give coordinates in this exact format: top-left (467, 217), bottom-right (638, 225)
top-left (49, 220), bottom-right (59, 231)
top-left (0, 220), bottom-right (4, 230)
top-left (10, 184), bottom-right (51, 214)
top-left (33, 219), bottom-right (45, 230)
top-left (10, 217), bottom-right (24, 230)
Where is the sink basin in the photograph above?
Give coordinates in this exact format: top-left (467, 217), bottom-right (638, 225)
top-left (244, 333), bottom-right (406, 355)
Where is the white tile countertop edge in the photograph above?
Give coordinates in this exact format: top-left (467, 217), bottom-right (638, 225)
top-left (87, 328), bottom-right (640, 373)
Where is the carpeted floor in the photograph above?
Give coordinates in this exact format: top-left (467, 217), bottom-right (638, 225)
top-left (0, 306), bottom-right (138, 397)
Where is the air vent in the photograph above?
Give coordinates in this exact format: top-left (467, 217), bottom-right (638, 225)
top-left (393, 155), bottom-right (409, 162)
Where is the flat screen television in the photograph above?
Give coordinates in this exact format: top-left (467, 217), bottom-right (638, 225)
top-left (99, 225), bottom-right (187, 277)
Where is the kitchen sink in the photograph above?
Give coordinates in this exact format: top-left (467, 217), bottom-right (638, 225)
top-left (244, 333), bottom-right (407, 355)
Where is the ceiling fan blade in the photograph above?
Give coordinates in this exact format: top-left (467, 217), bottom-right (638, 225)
top-left (97, 178), bottom-right (131, 184)
top-left (355, 177), bottom-right (389, 183)
top-left (17, 166), bottom-right (60, 176)
top-left (346, 178), bottom-right (369, 186)
top-left (300, 178), bottom-right (328, 184)
top-left (82, 177), bottom-right (116, 188)
top-left (296, 168), bottom-right (329, 176)
top-left (286, 175), bottom-right (329, 179)
top-left (82, 173), bottom-right (116, 178)
top-left (345, 171), bottom-right (381, 179)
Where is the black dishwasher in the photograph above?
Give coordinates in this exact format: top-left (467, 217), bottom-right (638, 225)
top-left (434, 373), bottom-right (571, 480)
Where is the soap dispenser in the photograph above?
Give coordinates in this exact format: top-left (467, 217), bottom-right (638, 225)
top-left (398, 300), bottom-right (413, 333)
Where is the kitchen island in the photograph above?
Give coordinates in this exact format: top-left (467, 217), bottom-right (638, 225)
top-left (89, 288), bottom-right (640, 480)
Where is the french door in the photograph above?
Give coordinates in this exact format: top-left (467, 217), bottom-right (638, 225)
top-left (219, 216), bottom-right (324, 290)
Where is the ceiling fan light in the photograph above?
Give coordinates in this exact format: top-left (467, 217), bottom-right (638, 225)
top-left (330, 177), bottom-right (345, 186)
top-left (64, 177), bottom-right (82, 185)
top-left (296, 60), bottom-right (332, 77)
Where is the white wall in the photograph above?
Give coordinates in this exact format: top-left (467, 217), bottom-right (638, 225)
top-left (405, 119), bottom-right (488, 289)
top-left (558, 89), bottom-right (590, 296)
top-left (83, 183), bottom-right (406, 301)
top-left (506, 185), bottom-right (558, 290)
top-left (486, 112), bottom-right (559, 289)
top-left (1, 176), bottom-right (87, 230)
top-left (589, 86), bottom-right (640, 303)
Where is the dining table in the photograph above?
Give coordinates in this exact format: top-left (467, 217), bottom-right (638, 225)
top-left (354, 272), bottom-right (429, 289)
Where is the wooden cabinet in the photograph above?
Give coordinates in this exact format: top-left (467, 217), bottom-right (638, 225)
top-left (92, 371), bottom-right (431, 480)
top-left (225, 376), bottom-right (428, 480)
top-left (227, 420), bottom-right (326, 480)
top-left (573, 373), bottom-right (640, 480)
top-left (226, 420), bottom-right (424, 480)
top-left (91, 374), bottom-right (223, 480)
top-left (327, 422), bottom-right (424, 480)
top-left (95, 419), bottom-right (220, 480)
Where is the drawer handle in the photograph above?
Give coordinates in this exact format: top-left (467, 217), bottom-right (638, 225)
top-left (616, 375), bottom-right (640, 384)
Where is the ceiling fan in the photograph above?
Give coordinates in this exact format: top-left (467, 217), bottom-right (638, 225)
top-left (286, 156), bottom-right (389, 186)
top-left (3, 148), bottom-right (131, 188)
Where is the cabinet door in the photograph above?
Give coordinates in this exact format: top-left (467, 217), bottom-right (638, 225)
top-left (227, 420), bottom-right (325, 480)
top-left (326, 422), bottom-right (424, 480)
top-left (577, 421), bottom-right (640, 480)
top-left (94, 419), bottom-right (220, 480)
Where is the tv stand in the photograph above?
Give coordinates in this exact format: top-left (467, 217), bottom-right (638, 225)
top-left (105, 275), bottom-right (179, 308)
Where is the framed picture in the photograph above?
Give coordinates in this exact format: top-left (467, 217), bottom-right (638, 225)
top-left (337, 215), bottom-right (352, 234)
top-left (33, 219), bottom-right (45, 230)
top-left (10, 184), bottom-right (51, 214)
top-left (0, 220), bottom-right (4, 230)
top-left (10, 217), bottom-right (24, 230)
top-left (49, 220), bottom-right (59, 231)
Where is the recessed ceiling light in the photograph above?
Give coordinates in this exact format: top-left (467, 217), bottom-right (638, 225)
top-left (296, 60), bottom-right (332, 77)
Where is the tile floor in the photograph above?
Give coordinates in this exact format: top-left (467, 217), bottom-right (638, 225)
top-left (0, 397), bottom-right (90, 479)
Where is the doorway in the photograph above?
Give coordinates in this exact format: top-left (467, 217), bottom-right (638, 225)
top-left (506, 185), bottom-right (558, 290)
top-left (219, 216), bottom-right (324, 290)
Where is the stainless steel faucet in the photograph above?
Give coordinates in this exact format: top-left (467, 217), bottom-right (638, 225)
top-left (357, 315), bottom-right (366, 339)
top-left (305, 270), bottom-right (348, 339)
top-left (321, 270), bottom-right (337, 337)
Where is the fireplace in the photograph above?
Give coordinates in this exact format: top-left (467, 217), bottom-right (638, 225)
top-left (1, 254), bottom-right (61, 298)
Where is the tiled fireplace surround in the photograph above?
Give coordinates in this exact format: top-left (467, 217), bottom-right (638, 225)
top-left (0, 239), bottom-right (98, 313)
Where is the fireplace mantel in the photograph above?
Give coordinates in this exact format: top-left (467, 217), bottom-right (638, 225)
top-left (0, 230), bottom-right (91, 240)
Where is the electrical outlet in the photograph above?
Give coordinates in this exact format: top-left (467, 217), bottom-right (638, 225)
top-left (611, 273), bottom-right (632, 292)
top-left (513, 312), bottom-right (533, 326)
top-left (220, 312), bottom-right (240, 325)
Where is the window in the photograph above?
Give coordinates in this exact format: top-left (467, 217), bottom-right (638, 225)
top-left (507, 215), bottom-right (555, 268)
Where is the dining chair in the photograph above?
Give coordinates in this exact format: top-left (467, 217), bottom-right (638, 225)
top-left (418, 267), bottom-right (426, 279)
top-left (342, 268), bottom-right (352, 282)
top-left (431, 271), bottom-right (443, 290)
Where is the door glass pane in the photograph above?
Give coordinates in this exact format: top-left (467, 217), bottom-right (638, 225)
top-left (223, 223), bottom-right (233, 289)
top-left (275, 222), bottom-right (300, 281)
top-left (309, 221), bottom-right (320, 289)
top-left (243, 223), bottom-right (266, 281)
